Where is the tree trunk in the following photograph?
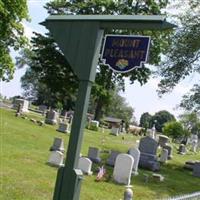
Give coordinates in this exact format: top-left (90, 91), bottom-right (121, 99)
top-left (94, 97), bottom-right (104, 121)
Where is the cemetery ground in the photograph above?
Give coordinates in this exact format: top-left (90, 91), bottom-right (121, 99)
top-left (0, 108), bottom-right (200, 200)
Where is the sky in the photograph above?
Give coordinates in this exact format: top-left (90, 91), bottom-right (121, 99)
top-left (0, 0), bottom-right (199, 122)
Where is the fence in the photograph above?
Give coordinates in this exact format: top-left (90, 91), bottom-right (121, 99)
top-left (162, 192), bottom-right (200, 200)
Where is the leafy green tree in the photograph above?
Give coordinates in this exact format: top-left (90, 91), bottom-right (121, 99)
top-left (163, 121), bottom-right (187, 139)
top-left (179, 85), bottom-right (200, 113)
top-left (44, 0), bottom-right (171, 120)
top-left (158, 1), bottom-right (200, 114)
top-left (0, 0), bottom-right (28, 81)
top-left (152, 110), bottom-right (176, 132)
top-left (18, 33), bottom-right (78, 110)
top-left (139, 112), bottom-right (153, 129)
top-left (179, 112), bottom-right (200, 136)
top-left (104, 90), bottom-right (134, 128)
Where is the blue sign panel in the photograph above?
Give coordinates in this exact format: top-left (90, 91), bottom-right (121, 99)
top-left (101, 35), bottom-right (150, 73)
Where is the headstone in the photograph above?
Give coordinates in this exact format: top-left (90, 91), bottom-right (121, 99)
top-left (152, 173), bottom-right (164, 182)
top-left (78, 157), bottom-right (93, 175)
top-left (128, 148), bottom-right (140, 175)
top-left (38, 105), bottom-right (47, 112)
top-left (191, 134), bottom-right (198, 153)
top-left (87, 147), bottom-right (101, 163)
top-left (91, 120), bottom-right (99, 127)
top-left (149, 125), bottom-right (156, 139)
top-left (45, 109), bottom-right (58, 125)
top-left (138, 136), bottom-right (160, 171)
top-left (50, 138), bottom-right (65, 153)
top-left (184, 160), bottom-right (196, 170)
top-left (48, 151), bottom-right (64, 167)
top-left (88, 120), bottom-right (99, 131)
top-left (57, 122), bottom-right (70, 133)
top-left (163, 144), bottom-right (173, 159)
top-left (159, 148), bottom-right (168, 163)
top-left (178, 144), bottom-right (186, 155)
top-left (113, 154), bottom-right (134, 185)
top-left (106, 150), bottom-right (121, 166)
top-left (158, 135), bottom-right (169, 147)
top-left (193, 162), bottom-right (200, 178)
top-left (13, 99), bottom-right (29, 113)
top-left (139, 136), bottom-right (158, 155)
top-left (111, 126), bottom-right (120, 136)
top-left (30, 118), bottom-right (37, 123)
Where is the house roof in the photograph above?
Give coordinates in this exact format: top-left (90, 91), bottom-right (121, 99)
top-left (104, 117), bottom-right (122, 123)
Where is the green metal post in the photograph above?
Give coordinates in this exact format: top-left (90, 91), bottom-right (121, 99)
top-left (53, 80), bottom-right (92, 200)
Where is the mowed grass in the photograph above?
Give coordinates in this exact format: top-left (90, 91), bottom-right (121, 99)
top-left (0, 108), bottom-right (200, 200)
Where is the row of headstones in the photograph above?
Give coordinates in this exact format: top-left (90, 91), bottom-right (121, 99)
top-left (47, 138), bottom-right (139, 184)
top-left (178, 140), bottom-right (198, 155)
top-left (138, 135), bottom-right (173, 171)
top-left (45, 110), bottom-right (101, 133)
top-left (48, 136), bottom-right (171, 173)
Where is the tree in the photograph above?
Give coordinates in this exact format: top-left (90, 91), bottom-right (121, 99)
top-left (163, 121), bottom-right (187, 139)
top-left (18, 33), bottom-right (78, 110)
top-left (104, 90), bottom-right (134, 128)
top-left (158, 1), bottom-right (200, 114)
top-left (139, 112), bottom-right (153, 129)
top-left (44, 0), bottom-right (171, 120)
top-left (0, 0), bottom-right (28, 81)
top-left (152, 110), bottom-right (176, 132)
top-left (179, 84), bottom-right (200, 113)
top-left (179, 112), bottom-right (200, 136)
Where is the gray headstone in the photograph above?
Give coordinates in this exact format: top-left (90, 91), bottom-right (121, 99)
top-left (128, 148), bottom-right (140, 175)
top-left (184, 160), bottom-right (196, 170)
top-left (163, 144), bottom-right (173, 159)
top-left (50, 137), bottom-right (65, 153)
top-left (178, 144), bottom-right (186, 155)
top-left (193, 162), bottom-right (200, 178)
top-left (139, 136), bottom-right (158, 155)
top-left (45, 110), bottom-right (58, 125)
top-left (111, 127), bottom-right (120, 136)
top-left (87, 147), bottom-right (101, 163)
top-left (107, 150), bottom-right (121, 166)
top-left (113, 153), bottom-right (134, 185)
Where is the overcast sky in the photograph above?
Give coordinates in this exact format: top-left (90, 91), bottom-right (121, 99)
top-left (1, 0), bottom-right (198, 122)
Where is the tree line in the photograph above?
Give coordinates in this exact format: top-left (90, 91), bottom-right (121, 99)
top-left (1, 0), bottom-right (200, 127)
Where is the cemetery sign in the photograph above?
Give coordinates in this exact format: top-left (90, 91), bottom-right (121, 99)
top-left (101, 35), bottom-right (150, 73)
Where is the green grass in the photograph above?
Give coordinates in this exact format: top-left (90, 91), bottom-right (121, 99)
top-left (0, 108), bottom-right (200, 200)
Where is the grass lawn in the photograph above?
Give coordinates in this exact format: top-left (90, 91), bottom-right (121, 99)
top-left (0, 108), bottom-right (200, 200)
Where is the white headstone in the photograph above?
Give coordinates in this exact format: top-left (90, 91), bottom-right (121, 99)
top-left (48, 151), bottom-right (64, 167)
top-left (160, 148), bottom-right (168, 163)
top-left (191, 134), bottom-right (198, 153)
top-left (78, 157), bottom-right (93, 175)
top-left (91, 120), bottom-right (99, 127)
top-left (13, 99), bottom-right (29, 113)
top-left (150, 125), bottom-right (156, 139)
top-left (57, 122), bottom-right (70, 133)
top-left (128, 148), bottom-right (140, 175)
top-left (113, 154), bottom-right (134, 185)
